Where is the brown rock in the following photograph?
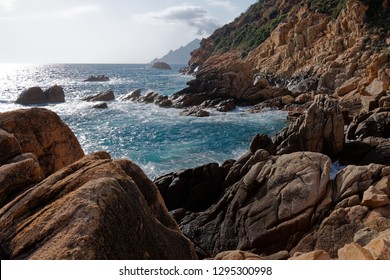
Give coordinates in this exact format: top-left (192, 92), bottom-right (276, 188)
top-left (281, 95), bottom-right (295, 105)
top-left (0, 153), bottom-right (197, 260)
top-left (0, 129), bottom-right (21, 163)
top-left (289, 250), bottom-right (331, 260)
top-left (364, 236), bottom-right (390, 260)
top-left (273, 95), bottom-right (344, 156)
top-left (0, 154), bottom-right (44, 208)
top-left (180, 107), bottom-right (210, 117)
top-left (82, 90), bottom-right (115, 102)
top-left (353, 227), bottom-right (379, 247)
top-left (347, 110), bottom-right (390, 140)
top-left (44, 85), bottom-right (65, 103)
top-left (338, 243), bottom-right (374, 260)
top-left (180, 152), bottom-right (331, 256)
top-left (213, 250), bottom-right (263, 260)
top-left (0, 108), bottom-right (85, 176)
top-left (15, 87), bottom-right (47, 105)
top-left (366, 78), bottom-right (386, 98)
top-left (121, 89), bottom-right (141, 101)
top-left (361, 185), bottom-right (390, 208)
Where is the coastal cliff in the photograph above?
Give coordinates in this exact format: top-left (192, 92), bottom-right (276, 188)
top-left (1, 0), bottom-right (390, 260)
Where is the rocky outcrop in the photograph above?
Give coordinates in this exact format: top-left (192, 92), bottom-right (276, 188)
top-left (82, 90), bottom-right (115, 102)
top-left (121, 89), bottom-right (142, 101)
top-left (273, 95), bottom-right (344, 156)
top-left (15, 86), bottom-right (65, 105)
top-left (152, 62), bottom-right (172, 70)
top-left (0, 108), bottom-right (84, 176)
top-left (178, 151), bottom-right (332, 256)
top-left (154, 162), bottom-right (229, 212)
top-left (180, 107), bottom-right (210, 117)
top-left (0, 152), bottom-right (197, 259)
top-left (92, 102), bottom-right (108, 109)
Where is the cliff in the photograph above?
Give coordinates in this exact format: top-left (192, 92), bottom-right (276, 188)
top-left (174, 0), bottom-right (389, 114)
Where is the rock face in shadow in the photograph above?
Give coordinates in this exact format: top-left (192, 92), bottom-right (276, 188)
top-left (0, 108), bottom-right (84, 177)
top-left (0, 152), bottom-right (197, 260)
top-left (82, 90), bottom-right (115, 102)
top-left (178, 151), bottom-right (331, 256)
top-left (152, 62), bottom-right (172, 70)
top-left (15, 86), bottom-right (65, 105)
top-left (273, 95), bottom-right (344, 156)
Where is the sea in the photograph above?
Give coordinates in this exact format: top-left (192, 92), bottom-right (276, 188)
top-left (0, 64), bottom-right (288, 179)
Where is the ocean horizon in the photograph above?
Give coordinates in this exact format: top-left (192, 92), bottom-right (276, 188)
top-left (0, 63), bottom-right (288, 178)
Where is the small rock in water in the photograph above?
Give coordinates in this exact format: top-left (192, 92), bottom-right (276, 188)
top-left (92, 102), bottom-right (108, 109)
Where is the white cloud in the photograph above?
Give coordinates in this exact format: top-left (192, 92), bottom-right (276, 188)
top-left (134, 5), bottom-right (220, 35)
top-left (60, 6), bottom-right (100, 18)
top-left (207, 0), bottom-right (237, 11)
top-left (0, 0), bottom-right (16, 11)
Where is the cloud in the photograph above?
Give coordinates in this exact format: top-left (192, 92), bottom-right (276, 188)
top-left (207, 0), bottom-right (237, 11)
top-left (134, 5), bottom-right (220, 35)
top-left (0, 0), bottom-right (16, 11)
top-left (60, 6), bottom-right (100, 18)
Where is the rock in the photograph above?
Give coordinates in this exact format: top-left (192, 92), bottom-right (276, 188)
top-left (336, 77), bottom-right (360, 96)
top-left (83, 75), bottom-right (109, 82)
top-left (121, 89), bottom-right (141, 101)
top-left (180, 107), bottom-right (210, 117)
top-left (281, 95), bottom-right (295, 105)
top-left (294, 93), bottom-right (312, 104)
top-left (0, 108), bottom-right (84, 176)
top-left (338, 243), bottom-right (374, 260)
top-left (0, 153), bottom-right (197, 260)
top-left (44, 85), bottom-right (65, 103)
top-left (379, 95), bottom-right (390, 107)
top-left (366, 78), bottom-right (386, 97)
top-left (92, 103), bottom-right (108, 109)
top-left (154, 95), bottom-right (173, 108)
top-left (354, 227), bottom-right (379, 247)
top-left (152, 62), bottom-right (172, 70)
top-left (0, 129), bottom-right (21, 163)
top-left (15, 87), bottom-right (46, 105)
top-left (361, 185), bottom-right (390, 208)
top-left (212, 250), bottom-right (263, 260)
top-left (179, 152), bottom-right (331, 256)
top-left (154, 163), bottom-right (228, 212)
top-left (273, 95), bottom-right (344, 157)
top-left (346, 109), bottom-right (390, 140)
top-left (82, 90), bottom-right (115, 102)
top-left (15, 86), bottom-right (65, 105)
top-left (141, 92), bottom-right (159, 103)
top-left (289, 250), bottom-right (331, 260)
top-left (215, 99), bottom-right (236, 112)
top-left (249, 134), bottom-right (274, 154)
top-left (364, 230), bottom-right (390, 260)
top-left (262, 250), bottom-right (290, 260)
top-left (0, 153), bottom-right (44, 208)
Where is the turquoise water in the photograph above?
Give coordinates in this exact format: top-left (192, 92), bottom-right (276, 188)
top-left (0, 64), bottom-right (288, 178)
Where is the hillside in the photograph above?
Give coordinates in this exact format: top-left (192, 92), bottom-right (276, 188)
top-left (174, 0), bottom-right (389, 115)
top-left (151, 39), bottom-right (201, 65)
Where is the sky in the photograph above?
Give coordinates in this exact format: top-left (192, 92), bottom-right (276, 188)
top-left (0, 0), bottom-right (256, 64)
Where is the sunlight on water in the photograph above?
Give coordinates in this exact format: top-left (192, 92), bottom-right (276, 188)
top-left (0, 64), bottom-right (288, 178)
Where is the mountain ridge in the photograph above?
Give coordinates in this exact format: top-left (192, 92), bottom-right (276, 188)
top-left (151, 39), bottom-right (201, 65)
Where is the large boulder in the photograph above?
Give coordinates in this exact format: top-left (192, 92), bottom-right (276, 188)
top-left (0, 108), bottom-right (84, 176)
top-left (15, 86), bottom-right (65, 105)
top-left (0, 152), bottom-right (197, 260)
top-left (179, 151), bottom-right (331, 256)
top-left (273, 95), bottom-right (344, 156)
top-left (152, 62), bottom-right (172, 70)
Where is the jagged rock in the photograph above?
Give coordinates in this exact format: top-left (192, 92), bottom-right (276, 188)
top-left (121, 89), bottom-right (142, 101)
top-left (179, 152), bottom-right (331, 256)
top-left (361, 185), bottom-right (390, 208)
top-left (154, 95), bottom-right (173, 108)
top-left (82, 90), bottom-right (115, 102)
top-left (180, 107), bottom-right (210, 117)
top-left (0, 153), bottom-right (197, 260)
top-left (212, 250), bottom-right (263, 260)
top-left (15, 86), bottom-right (65, 105)
top-left (364, 230), bottom-right (390, 260)
top-left (0, 129), bottom-right (21, 163)
top-left (289, 250), bottom-right (331, 260)
top-left (154, 163), bottom-right (228, 212)
top-left (249, 134), bottom-right (274, 154)
top-left (0, 108), bottom-right (84, 176)
top-left (338, 243), bottom-right (374, 260)
top-left (215, 99), bottom-right (236, 112)
top-left (92, 103), bottom-right (108, 109)
top-left (346, 109), bottom-right (390, 140)
top-left (273, 95), bottom-right (344, 156)
top-left (152, 62), bottom-right (172, 70)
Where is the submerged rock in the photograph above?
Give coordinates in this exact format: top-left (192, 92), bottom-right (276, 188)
top-left (82, 90), bottom-right (115, 102)
top-left (83, 75), bottom-right (109, 82)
